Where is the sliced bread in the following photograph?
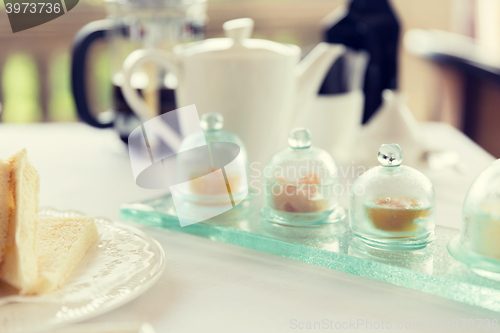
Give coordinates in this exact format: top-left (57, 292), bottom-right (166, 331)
top-left (0, 149), bottom-right (40, 294)
top-left (35, 216), bottom-right (98, 294)
top-left (0, 160), bottom-right (11, 263)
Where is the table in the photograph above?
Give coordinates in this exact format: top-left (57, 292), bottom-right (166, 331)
top-left (0, 122), bottom-right (498, 332)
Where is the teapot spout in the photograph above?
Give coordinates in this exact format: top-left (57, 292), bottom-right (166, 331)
top-left (294, 43), bottom-right (345, 122)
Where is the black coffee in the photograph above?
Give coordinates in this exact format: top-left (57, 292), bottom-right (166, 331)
top-left (112, 83), bottom-right (177, 143)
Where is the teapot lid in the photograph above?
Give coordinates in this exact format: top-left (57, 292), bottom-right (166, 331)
top-left (176, 18), bottom-right (300, 58)
top-left (106, 0), bottom-right (206, 9)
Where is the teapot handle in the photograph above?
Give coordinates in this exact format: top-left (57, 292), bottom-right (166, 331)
top-left (122, 49), bottom-right (180, 122)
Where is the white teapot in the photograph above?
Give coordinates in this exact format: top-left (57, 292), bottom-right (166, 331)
top-left (122, 18), bottom-right (344, 168)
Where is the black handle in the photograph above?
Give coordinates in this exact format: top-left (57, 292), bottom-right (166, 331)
top-left (71, 19), bottom-right (122, 128)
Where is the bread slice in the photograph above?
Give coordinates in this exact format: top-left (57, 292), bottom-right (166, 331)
top-left (0, 149), bottom-right (40, 294)
top-left (34, 216), bottom-right (98, 294)
top-left (0, 160), bottom-right (11, 263)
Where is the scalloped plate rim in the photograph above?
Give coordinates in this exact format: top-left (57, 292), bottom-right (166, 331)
top-left (0, 207), bottom-right (166, 333)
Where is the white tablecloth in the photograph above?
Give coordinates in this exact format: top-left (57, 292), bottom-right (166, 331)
top-left (0, 122), bottom-right (498, 332)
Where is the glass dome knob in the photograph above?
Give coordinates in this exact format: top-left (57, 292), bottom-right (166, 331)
top-left (288, 128), bottom-right (312, 149)
top-left (377, 143), bottom-right (404, 167)
top-left (201, 113), bottom-right (224, 131)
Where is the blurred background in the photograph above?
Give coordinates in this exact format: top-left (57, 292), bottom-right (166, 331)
top-left (1, 0), bottom-right (500, 156)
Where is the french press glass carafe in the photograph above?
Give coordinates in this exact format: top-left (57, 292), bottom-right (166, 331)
top-left (71, 0), bottom-right (206, 142)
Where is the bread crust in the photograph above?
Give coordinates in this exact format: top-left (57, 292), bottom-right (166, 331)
top-left (0, 149), bottom-right (40, 294)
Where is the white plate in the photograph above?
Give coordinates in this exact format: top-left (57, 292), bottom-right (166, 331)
top-left (0, 208), bottom-right (166, 333)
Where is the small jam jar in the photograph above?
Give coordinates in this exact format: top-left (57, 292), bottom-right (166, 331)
top-left (177, 112), bottom-right (249, 206)
top-left (448, 158), bottom-right (500, 272)
top-left (260, 128), bottom-right (344, 226)
top-left (349, 144), bottom-right (436, 250)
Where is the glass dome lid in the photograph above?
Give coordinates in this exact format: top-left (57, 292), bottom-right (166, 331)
top-left (448, 159), bottom-right (500, 273)
top-left (181, 112), bottom-right (248, 154)
top-left (177, 112), bottom-right (249, 205)
top-left (260, 128), bottom-right (345, 227)
top-left (265, 128), bottom-right (337, 184)
top-left (349, 144), bottom-right (436, 250)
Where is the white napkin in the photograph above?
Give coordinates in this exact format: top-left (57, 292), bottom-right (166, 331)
top-left (355, 90), bottom-right (427, 166)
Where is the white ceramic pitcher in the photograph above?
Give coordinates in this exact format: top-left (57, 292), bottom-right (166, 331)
top-left (122, 18), bottom-right (344, 167)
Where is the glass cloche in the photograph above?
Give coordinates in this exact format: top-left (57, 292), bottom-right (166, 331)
top-left (349, 144), bottom-right (436, 250)
top-left (260, 128), bottom-right (345, 226)
top-left (177, 112), bottom-right (249, 206)
top-left (448, 159), bottom-right (500, 272)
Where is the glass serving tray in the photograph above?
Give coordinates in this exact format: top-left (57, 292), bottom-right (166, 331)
top-left (120, 193), bottom-right (500, 313)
